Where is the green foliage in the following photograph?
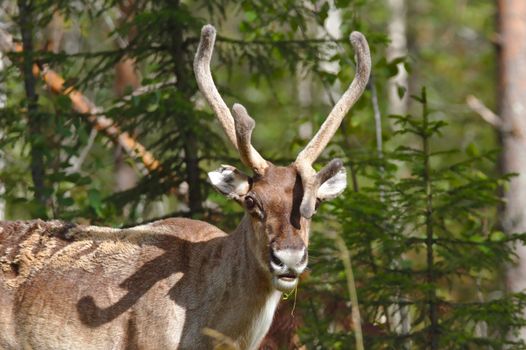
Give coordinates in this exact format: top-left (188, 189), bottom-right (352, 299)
top-left (302, 89), bottom-right (526, 349)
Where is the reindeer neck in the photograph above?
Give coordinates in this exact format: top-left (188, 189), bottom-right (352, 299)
top-left (221, 214), bottom-right (273, 297)
top-left (208, 214), bottom-right (280, 349)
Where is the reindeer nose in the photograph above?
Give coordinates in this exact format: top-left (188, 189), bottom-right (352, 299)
top-left (270, 247), bottom-right (308, 273)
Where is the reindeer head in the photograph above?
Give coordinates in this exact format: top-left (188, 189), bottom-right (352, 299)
top-left (194, 25), bottom-right (371, 292)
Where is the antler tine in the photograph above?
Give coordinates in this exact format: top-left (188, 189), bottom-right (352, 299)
top-left (295, 31), bottom-right (371, 168)
top-left (194, 25), bottom-right (268, 174)
top-left (194, 24), bottom-right (238, 149)
top-left (232, 104), bottom-right (269, 175)
top-left (295, 31), bottom-right (371, 219)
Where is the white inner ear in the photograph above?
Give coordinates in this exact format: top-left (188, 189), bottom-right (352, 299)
top-left (317, 168), bottom-right (347, 200)
top-left (208, 165), bottom-right (250, 200)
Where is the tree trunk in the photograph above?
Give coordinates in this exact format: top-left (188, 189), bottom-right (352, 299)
top-left (386, 0), bottom-right (411, 345)
top-left (169, 1), bottom-right (202, 215)
top-left (498, 0), bottom-right (526, 342)
top-left (18, 0), bottom-right (47, 209)
top-left (386, 0), bottom-right (409, 116)
top-left (0, 3), bottom-right (8, 220)
top-left (0, 51), bottom-right (6, 220)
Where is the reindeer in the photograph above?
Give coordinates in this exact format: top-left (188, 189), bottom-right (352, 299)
top-left (0, 25), bottom-right (370, 350)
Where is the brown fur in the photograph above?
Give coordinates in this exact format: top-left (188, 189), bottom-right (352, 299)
top-left (0, 165), bottom-right (310, 350)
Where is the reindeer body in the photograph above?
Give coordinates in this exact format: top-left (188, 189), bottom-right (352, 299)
top-left (0, 217), bottom-right (277, 349)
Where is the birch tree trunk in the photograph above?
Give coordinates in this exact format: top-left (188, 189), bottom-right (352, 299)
top-left (498, 0), bottom-right (526, 342)
top-left (386, 0), bottom-right (408, 116)
top-left (386, 0), bottom-right (411, 344)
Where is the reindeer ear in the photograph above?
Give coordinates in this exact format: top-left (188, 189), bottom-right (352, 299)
top-left (208, 165), bottom-right (251, 201)
top-left (317, 167), bottom-right (347, 201)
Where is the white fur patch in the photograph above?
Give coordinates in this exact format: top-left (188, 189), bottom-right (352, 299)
top-left (317, 168), bottom-right (347, 200)
top-left (246, 291), bottom-right (281, 350)
top-left (166, 273), bottom-right (186, 347)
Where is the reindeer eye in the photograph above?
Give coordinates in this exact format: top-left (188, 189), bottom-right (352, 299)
top-left (245, 196), bottom-right (256, 210)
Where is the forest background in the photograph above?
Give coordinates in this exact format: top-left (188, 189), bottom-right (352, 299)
top-left (2, 0), bottom-right (526, 349)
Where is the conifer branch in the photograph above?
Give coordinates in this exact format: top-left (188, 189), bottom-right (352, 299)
top-left (0, 27), bottom-right (162, 173)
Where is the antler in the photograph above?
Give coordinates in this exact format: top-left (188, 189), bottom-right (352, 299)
top-left (231, 104), bottom-right (269, 175)
top-left (194, 25), bottom-right (268, 175)
top-left (295, 31), bottom-right (371, 218)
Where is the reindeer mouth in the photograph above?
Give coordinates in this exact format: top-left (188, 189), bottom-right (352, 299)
top-left (277, 273), bottom-right (298, 282)
top-left (273, 273), bottom-right (299, 292)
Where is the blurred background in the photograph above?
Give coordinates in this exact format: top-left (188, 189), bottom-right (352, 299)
top-left (1, 0), bottom-right (526, 348)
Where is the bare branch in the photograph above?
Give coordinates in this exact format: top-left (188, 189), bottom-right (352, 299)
top-left (466, 95), bottom-right (502, 129)
top-left (370, 76), bottom-right (384, 162)
top-left (109, 77), bottom-right (176, 111)
top-left (333, 233), bottom-right (364, 350)
top-left (202, 327), bottom-right (239, 350)
top-left (102, 12), bottom-right (128, 49)
top-left (67, 128), bottom-right (98, 174)
top-left (370, 75), bottom-right (385, 203)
